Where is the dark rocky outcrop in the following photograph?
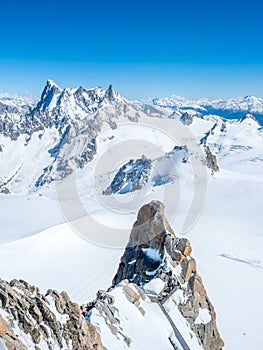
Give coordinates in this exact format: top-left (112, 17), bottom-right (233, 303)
top-left (180, 112), bottom-right (194, 125)
top-left (113, 200), bottom-right (224, 350)
top-left (103, 156), bottom-right (152, 195)
top-left (205, 146), bottom-right (219, 173)
top-left (0, 279), bottom-right (103, 350)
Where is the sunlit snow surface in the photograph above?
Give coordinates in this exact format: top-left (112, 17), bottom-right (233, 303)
top-left (0, 113), bottom-right (263, 349)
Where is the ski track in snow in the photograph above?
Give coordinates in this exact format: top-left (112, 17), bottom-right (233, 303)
top-left (218, 253), bottom-right (263, 269)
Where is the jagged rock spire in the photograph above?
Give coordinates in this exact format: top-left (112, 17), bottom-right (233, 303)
top-left (113, 200), bottom-right (224, 350)
top-left (104, 84), bottom-right (115, 101)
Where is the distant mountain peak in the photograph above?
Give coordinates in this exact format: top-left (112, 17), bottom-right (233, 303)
top-left (43, 79), bottom-right (63, 96)
top-left (105, 84), bottom-right (114, 100)
top-left (33, 81), bottom-right (126, 116)
top-left (104, 84), bottom-right (125, 104)
top-left (46, 79), bottom-right (61, 88)
top-left (240, 113), bottom-right (259, 124)
top-left (35, 80), bottom-right (63, 112)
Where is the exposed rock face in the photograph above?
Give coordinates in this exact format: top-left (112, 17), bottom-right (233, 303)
top-left (103, 146), bottom-right (188, 196)
top-left (113, 201), bottom-right (173, 285)
top-left (103, 156), bottom-right (152, 195)
top-left (113, 200), bottom-right (224, 350)
top-left (205, 146), bottom-right (219, 173)
top-left (180, 112), bottom-right (194, 125)
top-left (0, 279), bottom-right (103, 350)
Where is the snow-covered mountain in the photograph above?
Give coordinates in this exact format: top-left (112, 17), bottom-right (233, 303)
top-left (0, 80), bottom-right (142, 193)
top-left (34, 80), bottom-right (125, 115)
top-left (0, 93), bottom-right (35, 110)
top-left (145, 94), bottom-right (263, 125)
top-left (1, 80), bottom-right (262, 195)
top-left (1, 81), bottom-right (263, 349)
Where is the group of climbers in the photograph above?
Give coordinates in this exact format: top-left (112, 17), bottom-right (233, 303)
top-left (156, 267), bottom-right (179, 301)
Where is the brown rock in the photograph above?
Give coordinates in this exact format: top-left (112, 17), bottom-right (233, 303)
top-left (0, 279), bottom-right (104, 350)
top-left (0, 316), bottom-right (7, 335)
top-left (173, 249), bottom-right (183, 262)
top-left (205, 146), bottom-right (219, 173)
top-left (176, 238), bottom-right (192, 256)
top-left (181, 257), bottom-right (197, 282)
top-left (113, 200), bottom-right (176, 285)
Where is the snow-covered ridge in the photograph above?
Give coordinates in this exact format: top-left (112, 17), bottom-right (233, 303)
top-left (0, 93), bottom-right (36, 108)
top-left (139, 94), bottom-right (263, 125)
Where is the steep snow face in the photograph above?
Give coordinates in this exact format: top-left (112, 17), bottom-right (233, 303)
top-left (35, 79), bottom-right (63, 111)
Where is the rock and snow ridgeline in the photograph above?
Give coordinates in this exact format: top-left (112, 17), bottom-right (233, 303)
top-left (0, 201), bottom-right (224, 350)
top-left (103, 146), bottom-right (188, 195)
top-left (0, 279), bottom-right (103, 350)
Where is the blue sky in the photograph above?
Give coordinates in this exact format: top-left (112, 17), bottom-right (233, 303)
top-left (0, 0), bottom-right (262, 99)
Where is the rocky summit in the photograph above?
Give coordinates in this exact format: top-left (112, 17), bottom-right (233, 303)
top-left (0, 201), bottom-right (224, 350)
top-left (113, 200), bottom-right (224, 350)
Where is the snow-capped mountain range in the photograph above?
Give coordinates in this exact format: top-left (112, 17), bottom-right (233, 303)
top-left (0, 81), bottom-right (140, 192)
top-left (1, 80), bottom-right (263, 349)
top-left (0, 80), bottom-right (262, 195)
top-left (147, 94), bottom-right (263, 124)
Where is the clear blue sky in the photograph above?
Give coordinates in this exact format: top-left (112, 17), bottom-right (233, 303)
top-left (0, 0), bottom-right (262, 99)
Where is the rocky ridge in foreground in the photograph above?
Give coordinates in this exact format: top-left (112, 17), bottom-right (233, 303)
top-left (0, 201), bottom-right (224, 350)
top-left (0, 279), bottom-right (102, 350)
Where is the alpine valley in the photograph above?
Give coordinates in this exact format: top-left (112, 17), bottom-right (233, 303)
top-left (0, 81), bottom-right (263, 350)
